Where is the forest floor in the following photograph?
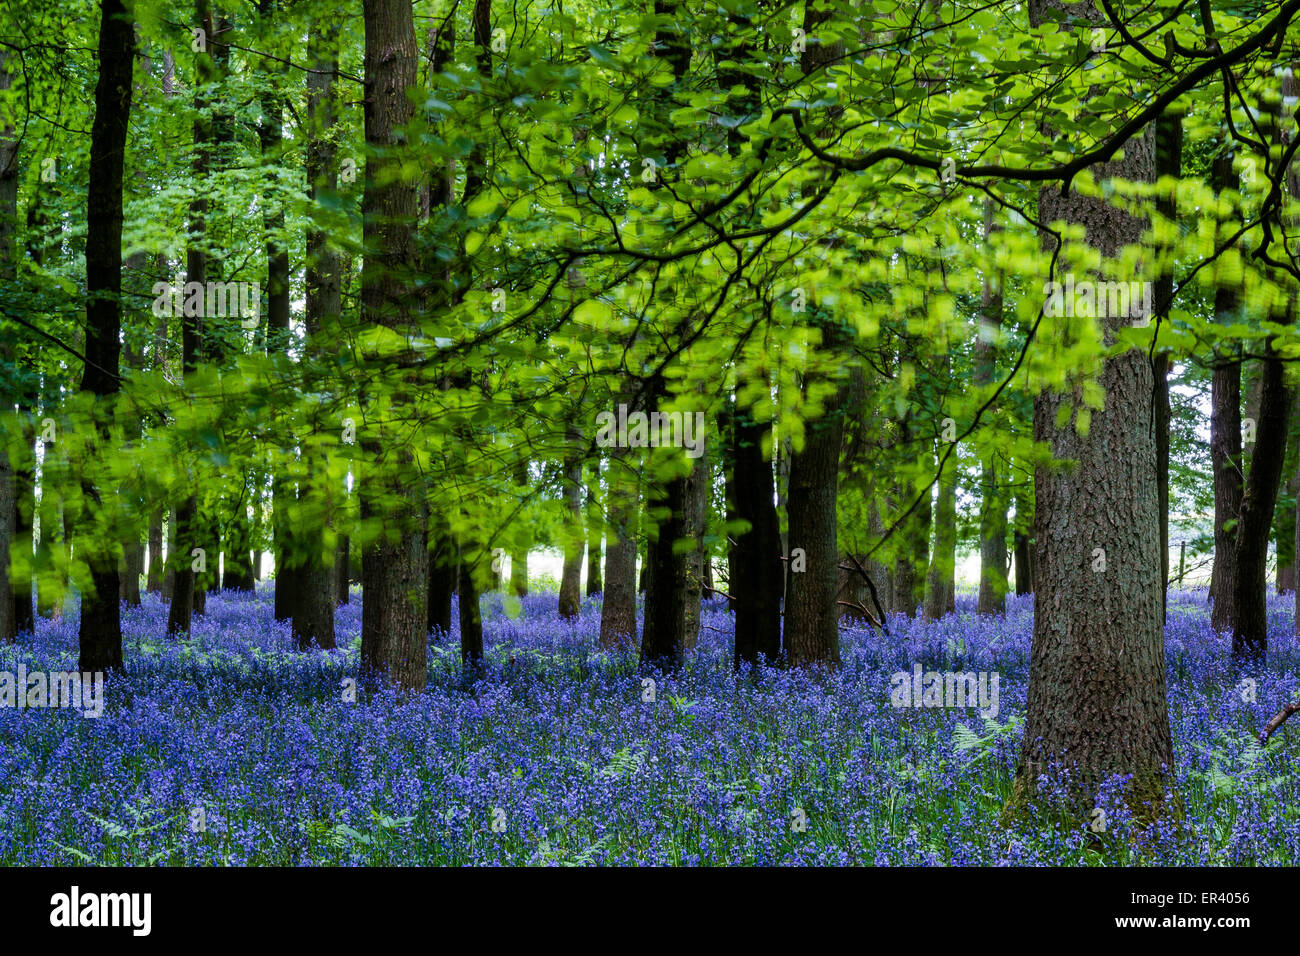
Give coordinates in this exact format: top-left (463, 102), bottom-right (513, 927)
top-left (1, 588), bottom-right (1297, 865)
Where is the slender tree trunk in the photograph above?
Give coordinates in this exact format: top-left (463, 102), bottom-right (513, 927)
top-left (167, 0), bottom-right (214, 638)
top-left (640, 459), bottom-right (689, 671)
top-left (976, 201), bottom-right (1008, 615)
top-left (1152, 109), bottom-right (1181, 616)
top-left (681, 436), bottom-right (707, 650)
top-left (924, 441), bottom-right (957, 620)
top-left (1209, 153), bottom-right (1243, 633)
top-left (79, 0), bottom-right (134, 669)
top-left (729, 397), bottom-right (783, 667)
top-left (336, 534), bottom-right (350, 604)
top-left (600, 395), bottom-right (638, 650)
top-left (163, 508), bottom-right (177, 600)
top-left (459, 547), bottom-right (484, 669)
top-left (0, 47), bottom-right (17, 642)
top-left (1231, 66), bottom-right (1300, 659)
top-left (585, 478), bottom-right (603, 596)
top-left (290, 18), bottom-right (342, 651)
top-left (146, 511), bottom-right (164, 593)
top-left (558, 430), bottom-right (583, 619)
top-left (1012, 463), bottom-right (1034, 596)
top-left (1231, 347), bottom-right (1292, 662)
top-left (118, 286), bottom-right (145, 608)
top-left (426, 519), bottom-right (454, 636)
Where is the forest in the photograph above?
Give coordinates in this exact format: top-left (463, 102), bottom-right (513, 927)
top-left (0, 0), bottom-right (1299, 874)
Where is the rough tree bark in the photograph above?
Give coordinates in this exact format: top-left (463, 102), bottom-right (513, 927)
top-left (1013, 0), bottom-right (1172, 818)
top-left (357, 0), bottom-right (428, 690)
top-left (79, 0), bottom-right (134, 670)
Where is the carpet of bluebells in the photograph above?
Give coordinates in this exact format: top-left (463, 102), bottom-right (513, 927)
top-left (1, 586), bottom-right (1299, 865)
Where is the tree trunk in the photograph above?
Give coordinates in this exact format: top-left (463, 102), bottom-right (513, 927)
top-left (1208, 157), bottom-right (1242, 633)
top-left (1231, 347), bottom-right (1292, 662)
top-left (459, 548), bottom-right (485, 669)
top-left (290, 17), bottom-right (342, 652)
top-left (357, 0), bottom-right (427, 690)
top-left (162, 509), bottom-right (177, 600)
top-left (640, 467), bottom-right (688, 672)
top-left (585, 479), bottom-right (603, 596)
top-left (146, 510), bottom-right (164, 593)
top-left (681, 436), bottom-right (707, 650)
top-left (976, 199), bottom-right (1008, 615)
top-left (729, 398), bottom-right (783, 667)
top-left (1152, 109), bottom-right (1181, 617)
top-left (336, 534), bottom-right (350, 604)
top-left (924, 442), bottom-right (957, 620)
top-left (558, 430), bottom-right (583, 619)
top-left (600, 405), bottom-right (638, 650)
top-left (1015, 0), bottom-right (1171, 817)
top-left (1012, 466), bottom-right (1034, 596)
top-left (1274, 404), bottom-right (1299, 594)
top-left (426, 520), bottom-right (454, 636)
top-left (0, 47), bottom-right (17, 641)
top-left (79, 0), bottom-right (134, 669)
top-left (784, 322), bottom-right (850, 668)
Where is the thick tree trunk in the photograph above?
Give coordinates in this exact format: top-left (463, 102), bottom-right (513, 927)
top-left (357, 0), bottom-right (427, 690)
top-left (1015, 0), bottom-right (1171, 817)
top-left (784, 321), bottom-right (850, 668)
top-left (79, 0), bottom-right (134, 670)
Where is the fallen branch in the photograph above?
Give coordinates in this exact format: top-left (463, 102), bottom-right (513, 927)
top-left (840, 554), bottom-right (890, 636)
top-left (837, 599), bottom-right (884, 633)
top-left (1260, 701), bottom-right (1300, 744)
